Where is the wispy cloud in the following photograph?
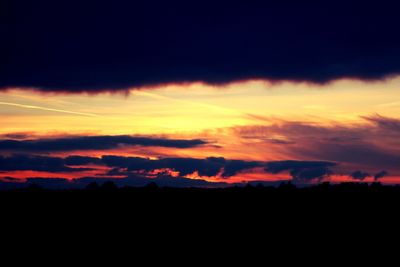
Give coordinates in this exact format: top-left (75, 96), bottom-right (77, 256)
top-left (231, 114), bottom-right (400, 175)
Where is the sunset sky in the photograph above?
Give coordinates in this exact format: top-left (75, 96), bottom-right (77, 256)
top-left (1, 0), bottom-right (399, 188)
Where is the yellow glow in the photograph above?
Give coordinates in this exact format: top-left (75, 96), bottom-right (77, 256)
top-left (1, 77), bottom-right (400, 135)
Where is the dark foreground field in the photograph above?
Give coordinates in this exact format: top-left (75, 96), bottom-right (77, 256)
top-left (2, 182), bottom-right (400, 243)
top-left (2, 182), bottom-right (400, 212)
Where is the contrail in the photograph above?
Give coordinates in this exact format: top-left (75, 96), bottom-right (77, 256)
top-left (0, 101), bottom-right (99, 117)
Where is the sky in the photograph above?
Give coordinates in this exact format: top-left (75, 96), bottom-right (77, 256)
top-left (1, 0), bottom-right (400, 188)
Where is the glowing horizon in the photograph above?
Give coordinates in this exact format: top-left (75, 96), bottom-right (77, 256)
top-left (1, 77), bottom-right (399, 186)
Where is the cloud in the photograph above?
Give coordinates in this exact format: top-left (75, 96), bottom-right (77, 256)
top-left (350, 171), bottom-right (370, 181)
top-left (157, 158), bottom-right (225, 177)
top-left (374, 171), bottom-right (389, 181)
top-left (0, 132), bottom-right (32, 140)
top-left (362, 114), bottom-right (400, 133)
top-left (221, 160), bottom-right (261, 178)
top-left (101, 156), bottom-right (261, 178)
top-left (0, 155), bottom-right (91, 172)
top-left (0, 153), bottom-right (262, 180)
top-left (0, 153), bottom-right (265, 188)
top-left (2, 0), bottom-right (400, 92)
top-left (0, 152), bottom-right (344, 183)
top-left (5, 152), bottom-right (394, 187)
top-left (30, 154), bottom-right (260, 179)
top-left (65, 156), bottom-right (102, 166)
top-left (265, 161), bottom-right (336, 182)
top-left (233, 115), bottom-right (400, 175)
top-left (0, 135), bottom-right (208, 152)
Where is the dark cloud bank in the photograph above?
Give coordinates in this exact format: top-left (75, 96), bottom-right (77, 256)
top-left (0, 153), bottom-right (386, 189)
top-left (0, 154), bottom-right (263, 178)
top-left (0, 135), bottom-right (208, 152)
top-left (0, 154), bottom-right (92, 173)
top-left (0, 154), bottom-right (268, 189)
top-left (265, 161), bottom-right (336, 183)
top-left (2, 0), bottom-right (400, 92)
